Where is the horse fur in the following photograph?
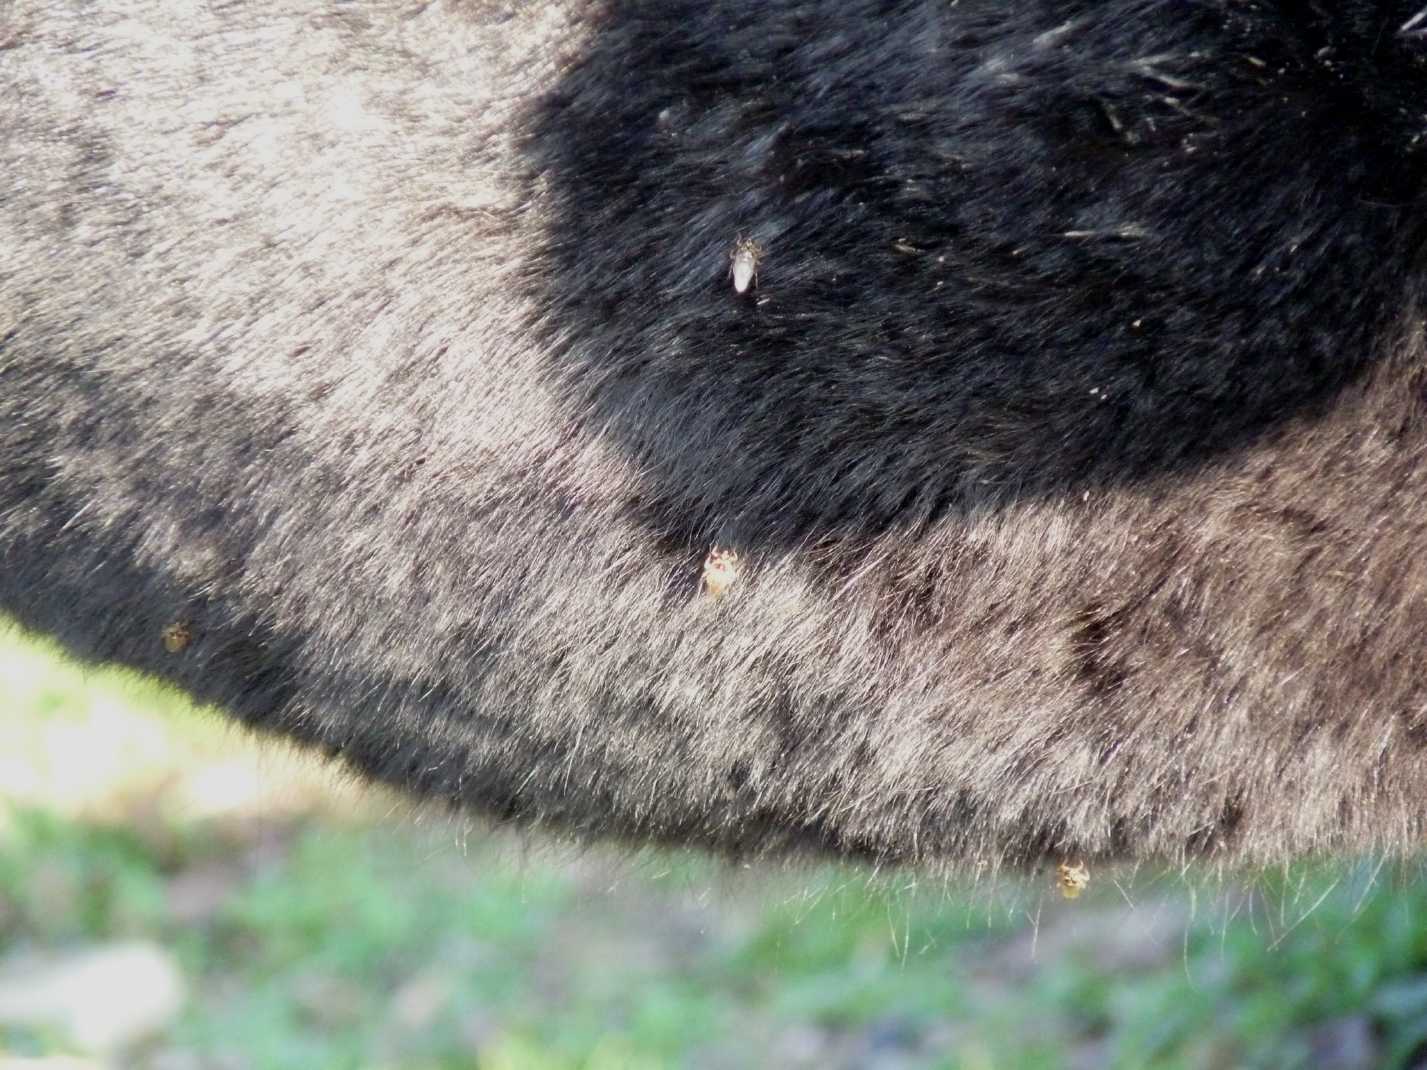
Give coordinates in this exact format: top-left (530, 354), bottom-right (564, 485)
top-left (5, 0), bottom-right (1427, 871)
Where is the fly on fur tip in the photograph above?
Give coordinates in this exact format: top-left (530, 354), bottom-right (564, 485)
top-left (730, 237), bottom-right (762, 294)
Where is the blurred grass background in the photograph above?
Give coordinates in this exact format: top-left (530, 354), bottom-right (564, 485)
top-left (3, 620), bottom-right (1427, 1069)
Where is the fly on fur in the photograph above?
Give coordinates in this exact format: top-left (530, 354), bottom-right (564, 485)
top-left (729, 237), bottom-right (763, 294)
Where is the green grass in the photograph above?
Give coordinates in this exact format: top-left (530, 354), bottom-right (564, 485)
top-left (4, 623), bottom-right (1427, 1068)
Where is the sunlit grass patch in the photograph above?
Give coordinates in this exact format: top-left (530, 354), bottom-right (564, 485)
top-left (0, 622), bottom-right (384, 835)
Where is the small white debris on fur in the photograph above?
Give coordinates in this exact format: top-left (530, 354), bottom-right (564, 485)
top-left (1057, 860), bottom-right (1090, 900)
top-left (730, 238), bottom-right (762, 294)
top-left (701, 547), bottom-right (740, 598)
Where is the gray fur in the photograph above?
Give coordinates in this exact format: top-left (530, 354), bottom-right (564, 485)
top-left (5, 0), bottom-right (1427, 871)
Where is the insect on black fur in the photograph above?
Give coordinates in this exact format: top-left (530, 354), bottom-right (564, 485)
top-left (729, 236), bottom-right (763, 294)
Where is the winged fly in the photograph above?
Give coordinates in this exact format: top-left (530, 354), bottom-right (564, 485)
top-left (729, 237), bottom-right (763, 294)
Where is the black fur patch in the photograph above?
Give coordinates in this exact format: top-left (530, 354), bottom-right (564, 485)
top-left (5, 0), bottom-right (1427, 870)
